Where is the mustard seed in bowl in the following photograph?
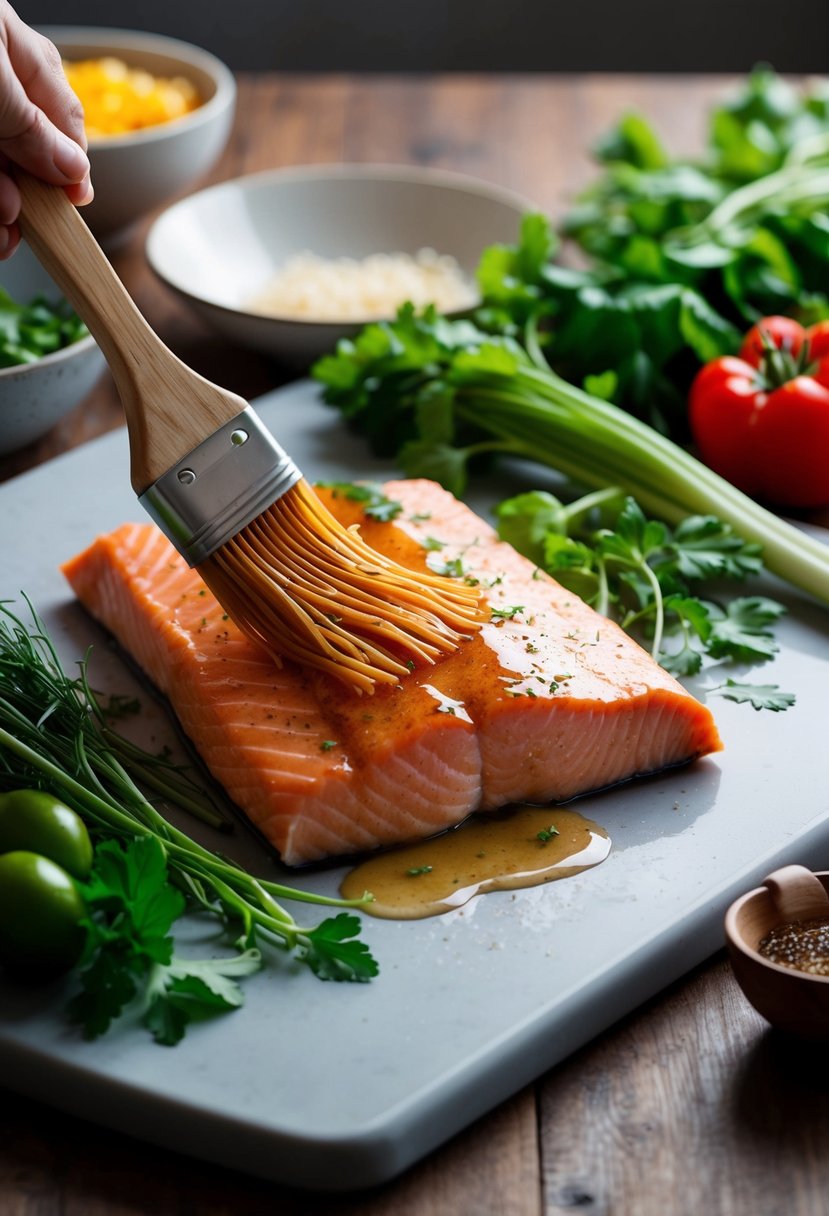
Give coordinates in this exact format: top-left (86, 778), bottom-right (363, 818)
top-left (758, 917), bottom-right (829, 976)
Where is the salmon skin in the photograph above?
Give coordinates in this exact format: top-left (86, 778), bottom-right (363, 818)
top-left (62, 480), bottom-right (722, 865)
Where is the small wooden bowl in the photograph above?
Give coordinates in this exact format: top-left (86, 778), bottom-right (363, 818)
top-left (725, 865), bottom-right (829, 1040)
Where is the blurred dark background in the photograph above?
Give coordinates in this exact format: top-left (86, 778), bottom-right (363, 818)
top-left (16, 0), bottom-right (829, 73)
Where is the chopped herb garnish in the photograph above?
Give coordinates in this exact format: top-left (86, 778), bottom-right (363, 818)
top-left (406, 865), bottom-right (433, 877)
top-left (316, 480), bottom-right (403, 521)
top-left (490, 605), bottom-right (524, 621)
top-left (428, 554), bottom-right (466, 578)
top-left (536, 825), bottom-right (560, 842)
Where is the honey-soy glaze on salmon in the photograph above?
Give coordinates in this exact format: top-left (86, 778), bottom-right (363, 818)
top-left (61, 480), bottom-right (722, 865)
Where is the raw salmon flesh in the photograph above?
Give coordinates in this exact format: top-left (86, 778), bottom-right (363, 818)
top-left (61, 480), bottom-right (722, 865)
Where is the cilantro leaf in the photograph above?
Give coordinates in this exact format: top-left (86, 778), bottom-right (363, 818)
top-left (494, 489), bottom-right (791, 710)
top-left (658, 595), bottom-right (713, 676)
top-left (67, 837), bottom-right (265, 1043)
top-left (398, 438), bottom-right (473, 497)
top-left (712, 680), bottom-right (796, 712)
top-left (706, 596), bottom-right (785, 663)
top-left (301, 913), bottom-right (380, 982)
top-left (143, 949), bottom-right (262, 1046)
top-left (665, 515), bottom-right (763, 582)
top-left (598, 497), bottom-right (668, 566)
top-left (496, 490), bottom-right (568, 566)
top-left (66, 947), bottom-right (139, 1039)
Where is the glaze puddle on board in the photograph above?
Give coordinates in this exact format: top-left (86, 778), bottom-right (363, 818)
top-left (340, 805), bottom-right (610, 919)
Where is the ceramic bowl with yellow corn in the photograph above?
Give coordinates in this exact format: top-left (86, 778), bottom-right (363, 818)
top-left (40, 27), bottom-right (236, 245)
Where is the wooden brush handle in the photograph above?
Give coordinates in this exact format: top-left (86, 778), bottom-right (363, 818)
top-left (15, 173), bottom-right (249, 491)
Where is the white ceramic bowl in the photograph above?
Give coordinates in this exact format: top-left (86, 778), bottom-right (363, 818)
top-left (145, 164), bottom-right (531, 368)
top-left (41, 26), bottom-right (236, 245)
top-left (0, 244), bottom-right (105, 455)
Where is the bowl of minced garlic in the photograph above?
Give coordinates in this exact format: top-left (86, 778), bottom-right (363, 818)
top-left (725, 865), bottom-right (829, 1039)
top-left (42, 26), bottom-right (236, 243)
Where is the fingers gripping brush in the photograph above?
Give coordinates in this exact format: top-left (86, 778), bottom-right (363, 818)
top-left (17, 176), bottom-right (484, 693)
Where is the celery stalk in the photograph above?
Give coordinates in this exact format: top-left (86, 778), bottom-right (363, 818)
top-left (314, 312), bottom-right (829, 608)
top-left (454, 367), bottom-right (829, 605)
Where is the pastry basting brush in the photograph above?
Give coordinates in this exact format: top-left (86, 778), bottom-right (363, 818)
top-left (17, 175), bottom-right (483, 693)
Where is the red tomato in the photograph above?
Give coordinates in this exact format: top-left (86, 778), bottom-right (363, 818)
top-left (690, 321), bottom-right (829, 508)
top-left (688, 357), bottom-right (765, 496)
top-left (750, 376), bottom-right (829, 507)
top-left (806, 320), bottom-right (829, 363)
top-left (739, 315), bottom-right (805, 368)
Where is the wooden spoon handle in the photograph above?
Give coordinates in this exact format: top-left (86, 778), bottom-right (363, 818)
top-left (764, 865), bottom-right (829, 923)
top-left (15, 173), bottom-right (248, 491)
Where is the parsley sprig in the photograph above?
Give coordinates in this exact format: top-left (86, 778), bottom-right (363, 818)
top-left (68, 835), bottom-right (263, 1045)
top-left (0, 599), bottom-right (378, 1042)
top-left (495, 489), bottom-right (794, 709)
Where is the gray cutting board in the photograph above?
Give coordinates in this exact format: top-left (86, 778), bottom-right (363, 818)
top-left (2, 381), bottom-right (828, 1191)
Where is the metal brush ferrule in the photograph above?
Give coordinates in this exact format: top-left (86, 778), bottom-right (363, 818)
top-left (138, 406), bottom-right (302, 566)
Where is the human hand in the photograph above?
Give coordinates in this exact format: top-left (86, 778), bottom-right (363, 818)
top-left (0, 1), bottom-right (92, 258)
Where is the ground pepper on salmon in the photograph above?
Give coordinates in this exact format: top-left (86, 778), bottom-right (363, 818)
top-left (61, 480), bottom-right (722, 865)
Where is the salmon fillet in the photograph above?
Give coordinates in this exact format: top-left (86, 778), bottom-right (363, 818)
top-left (61, 480), bottom-right (722, 865)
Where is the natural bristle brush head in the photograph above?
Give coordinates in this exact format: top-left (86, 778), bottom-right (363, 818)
top-left (140, 407), bottom-right (484, 693)
top-left (198, 478), bottom-right (485, 694)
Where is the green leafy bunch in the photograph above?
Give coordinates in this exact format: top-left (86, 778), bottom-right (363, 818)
top-left (495, 488), bottom-right (794, 710)
top-left (0, 600), bottom-right (379, 1045)
top-left (475, 70), bottom-right (829, 438)
top-left (67, 835), bottom-right (377, 1045)
top-left (69, 835), bottom-right (262, 1045)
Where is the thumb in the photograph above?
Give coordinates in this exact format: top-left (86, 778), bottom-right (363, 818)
top-left (0, 30), bottom-right (90, 186)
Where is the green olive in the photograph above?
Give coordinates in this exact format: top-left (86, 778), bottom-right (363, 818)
top-left (0, 790), bottom-right (93, 880)
top-left (0, 850), bottom-right (87, 979)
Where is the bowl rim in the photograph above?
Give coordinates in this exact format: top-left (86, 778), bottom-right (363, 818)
top-left (146, 161), bottom-right (534, 329)
top-left (39, 24), bottom-right (237, 151)
top-left (0, 329), bottom-right (99, 379)
top-left (724, 871), bottom-right (829, 984)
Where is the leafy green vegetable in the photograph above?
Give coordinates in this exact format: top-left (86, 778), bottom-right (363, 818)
top-left (0, 288), bottom-right (88, 368)
top-left (710, 680), bottom-right (797, 712)
top-left (313, 306), bottom-right (829, 609)
top-left (536, 825), bottom-right (559, 843)
top-left (0, 599), bottom-right (379, 1041)
top-left (68, 835), bottom-right (262, 1045)
top-left (476, 71), bottom-right (829, 438)
top-left (493, 489), bottom-right (791, 703)
top-left (705, 596), bottom-right (786, 664)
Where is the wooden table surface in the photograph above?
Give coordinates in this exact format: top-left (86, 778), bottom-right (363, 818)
top-left (2, 73), bottom-right (829, 1216)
